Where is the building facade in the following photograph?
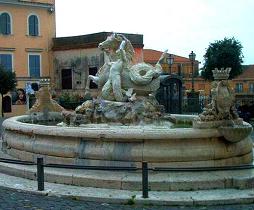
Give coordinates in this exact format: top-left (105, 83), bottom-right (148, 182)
top-left (231, 65), bottom-right (254, 106)
top-left (0, 0), bottom-right (55, 116)
top-left (52, 32), bottom-right (144, 98)
top-left (144, 49), bottom-right (254, 113)
top-left (1, 0), bottom-right (252, 117)
top-left (143, 49), bottom-right (208, 93)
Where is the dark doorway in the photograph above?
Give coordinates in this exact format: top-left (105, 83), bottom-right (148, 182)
top-left (156, 75), bottom-right (182, 114)
top-left (29, 95), bottom-right (36, 109)
top-left (3, 95), bottom-right (11, 112)
top-left (89, 67), bottom-right (98, 89)
top-left (31, 83), bottom-right (39, 91)
top-left (61, 69), bottom-right (72, 89)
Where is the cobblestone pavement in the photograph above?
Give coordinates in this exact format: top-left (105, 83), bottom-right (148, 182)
top-left (0, 187), bottom-right (253, 210)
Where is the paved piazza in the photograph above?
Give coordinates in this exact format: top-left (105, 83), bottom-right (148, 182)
top-left (0, 187), bottom-right (253, 210)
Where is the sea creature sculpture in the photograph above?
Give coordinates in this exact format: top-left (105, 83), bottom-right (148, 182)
top-left (85, 33), bottom-right (167, 102)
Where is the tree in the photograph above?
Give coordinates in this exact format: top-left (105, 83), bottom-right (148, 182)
top-left (202, 37), bottom-right (244, 80)
top-left (0, 66), bottom-right (17, 117)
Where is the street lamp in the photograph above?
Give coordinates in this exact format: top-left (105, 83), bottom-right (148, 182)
top-left (167, 54), bottom-right (174, 75)
top-left (189, 51), bottom-right (196, 91)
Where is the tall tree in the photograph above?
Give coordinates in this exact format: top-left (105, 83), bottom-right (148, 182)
top-left (0, 66), bottom-right (17, 117)
top-left (202, 37), bottom-right (244, 80)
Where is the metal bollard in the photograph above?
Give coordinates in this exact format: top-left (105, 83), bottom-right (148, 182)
top-left (142, 161), bottom-right (149, 198)
top-left (37, 157), bottom-right (44, 191)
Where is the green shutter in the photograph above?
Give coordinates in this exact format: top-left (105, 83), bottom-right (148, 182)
top-left (29, 15), bottom-right (39, 36)
top-left (0, 14), bottom-right (4, 34)
top-left (0, 54), bottom-right (12, 71)
top-left (29, 55), bottom-right (40, 77)
top-left (0, 13), bottom-right (11, 35)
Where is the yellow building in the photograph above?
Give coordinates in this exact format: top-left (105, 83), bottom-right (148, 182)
top-left (143, 49), bottom-right (206, 93)
top-left (52, 32), bottom-right (144, 99)
top-left (0, 0), bottom-right (55, 116)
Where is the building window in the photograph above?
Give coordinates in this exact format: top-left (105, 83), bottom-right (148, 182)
top-left (235, 83), bottom-right (243, 93)
top-left (61, 69), bottom-right (72, 89)
top-left (3, 95), bottom-right (11, 112)
top-left (28, 14), bottom-right (39, 36)
top-left (198, 84), bottom-right (205, 90)
top-left (0, 54), bottom-right (12, 71)
top-left (0, 12), bottom-right (11, 35)
top-left (29, 54), bottom-right (41, 78)
top-left (249, 83), bottom-right (254, 93)
top-left (185, 83), bottom-right (191, 90)
top-left (31, 82), bottom-right (39, 91)
top-left (177, 64), bottom-right (182, 76)
top-left (89, 67), bottom-right (98, 89)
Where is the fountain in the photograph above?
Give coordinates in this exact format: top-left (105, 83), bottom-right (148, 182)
top-left (193, 67), bottom-right (253, 142)
top-left (1, 34), bottom-right (253, 190)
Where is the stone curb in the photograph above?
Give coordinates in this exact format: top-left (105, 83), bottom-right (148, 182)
top-left (1, 160), bottom-right (254, 191)
top-left (0, 138), bottom-right (254, 206)
top-left (0, 172), bottom-right (254, 206)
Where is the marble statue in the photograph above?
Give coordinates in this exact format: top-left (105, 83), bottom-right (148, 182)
top-left (193, 68), bottom-right (240, 128)
top-left (85, 33), bottom-right (167, 102)
top-left (197, 68), bottom-right (239, 122)
top-left (99, 33), bottom-right (134, 102)
top-left (28, 79), bottom-right (64, 114)
top-left (193, 68), bottom-right (253, 142)
top-left (67, 33), bottom-right (168, 125)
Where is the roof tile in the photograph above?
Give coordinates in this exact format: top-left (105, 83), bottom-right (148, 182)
top-left (143, 49), bottom-right (191, 63)
top-left (234, 65), bottom-right (254, 80)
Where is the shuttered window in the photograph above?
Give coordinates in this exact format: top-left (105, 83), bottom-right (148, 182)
top-left (28, 15), bottom-right (39, 36)
top-left (0, 13), bottom-right (11, 35)
top-left (29, 54), bottom-right (40, 78)
top-left (61, 69), bottom-right (72, 89)
top-left (235, 83), bottom-right (243, 93)
top-left (0, 54), bottom-right (12, 71)
top-left (249, 83), bottom-right (254, 93)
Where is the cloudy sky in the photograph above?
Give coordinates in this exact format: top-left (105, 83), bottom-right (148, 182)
top-left (55, 0), bottom-right (254, 66)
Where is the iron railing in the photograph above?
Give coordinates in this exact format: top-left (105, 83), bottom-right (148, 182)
top-left (0, 157), bottom-right (254, 198)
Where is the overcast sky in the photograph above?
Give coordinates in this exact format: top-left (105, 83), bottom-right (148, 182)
top-left (55, 0), bottom-right (254, 66)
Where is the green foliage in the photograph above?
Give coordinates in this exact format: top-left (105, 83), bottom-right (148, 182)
top-left (0, 65), bottom-right (17, 116)
top-left (59, 92), bottom-right (71, 103)
top-left (202, 37), bottom-right (244, 80)
top-left (59, 92), bottom-right (83, 103)
top-left (58, 92), bottom-right (86, 110)
top-left (126, 195), bottom-right (136, 205)
top-left (0, 66), bottom-right (17, 95)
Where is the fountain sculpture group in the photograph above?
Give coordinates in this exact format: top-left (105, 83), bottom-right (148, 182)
top-left (2, 33), bottom-right (253, 170)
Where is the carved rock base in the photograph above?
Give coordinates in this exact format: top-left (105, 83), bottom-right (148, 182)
top-left (72, 97), bottom-right (166, 125)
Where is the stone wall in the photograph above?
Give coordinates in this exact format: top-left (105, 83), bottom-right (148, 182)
top-left (53, 48), bottom-right (103, 95)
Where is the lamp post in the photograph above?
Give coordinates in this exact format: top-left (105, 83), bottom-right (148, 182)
top-left (189, 51), bottom-right (196, 91)
top-left (167, 54), bottom-right (174, 75)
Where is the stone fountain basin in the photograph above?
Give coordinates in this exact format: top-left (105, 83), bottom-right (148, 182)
top-left (218, 124), bottom-right (253, 143)
top-left (2, 114), bottom-right (253, 167)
